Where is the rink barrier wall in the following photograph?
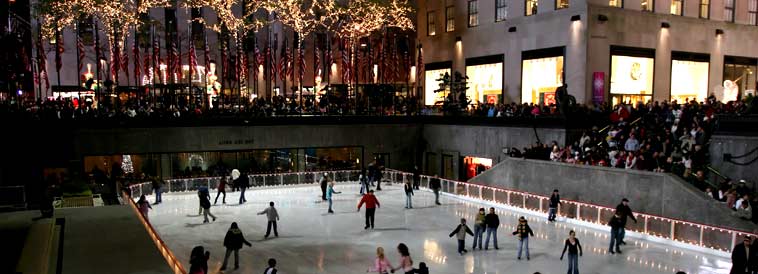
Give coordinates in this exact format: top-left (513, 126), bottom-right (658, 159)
top-left (122, 190), bottom-right (187, 274)
top-left (383, 169), bottom-right (755, 255)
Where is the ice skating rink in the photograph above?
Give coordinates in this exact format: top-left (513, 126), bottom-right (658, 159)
top-left (147, 183), bottom-right (732, 274)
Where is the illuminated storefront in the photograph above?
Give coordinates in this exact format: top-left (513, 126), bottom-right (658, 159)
top-left (424, 61), bottom-right (452, 105)
top-left (723, 56), bottom-right (757, 102)
top-left (670, 52), bottom-right (710, 103)
top-left (609, 46), bottom-right (655, 105)
top-left (521, 47), bottom-right (565, 105)
top-left (465, 55), bottom-right (503, 105)
top-left (462, 156), bottom-right (493, 180)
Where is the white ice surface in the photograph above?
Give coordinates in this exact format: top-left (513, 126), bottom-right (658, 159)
top-left (146, 183), bottom-right (733, 274)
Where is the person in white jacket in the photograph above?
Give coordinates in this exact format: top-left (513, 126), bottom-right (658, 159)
top-left (258, 201), bottom-right (280, 238)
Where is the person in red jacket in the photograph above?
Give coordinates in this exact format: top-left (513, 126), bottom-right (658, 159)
top-left (357, 189), bottom-right (381, 229)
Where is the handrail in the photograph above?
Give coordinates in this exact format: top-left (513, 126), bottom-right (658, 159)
top-left (122, 191), bottom-right (187, 274)
top-left (385, 169), bottom-right (755, 253)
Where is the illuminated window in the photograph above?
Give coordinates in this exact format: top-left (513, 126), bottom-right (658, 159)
top-left (700, 0), bottom-right (710, 18)
top-left (521, 56), bottom-right (564, 104)
top-left (466, 62), bottom-right (503, 104)
top-left (526, 0), bottom-right (538, 16)
top-left (425, 68), bottom-right (452, 105)
top-left (556, 0), bottom-right (569, 9)
top-left (496, 0), bottom-right (508, 21)
top-left (427, 11), bottom-right (436, 36)
top-left (641, 0), bottom-right (654, 11)
top-left (609, 0), bottom-right (623, 8)
top-left (671, 0), bottom-right (683, 15)
top-left (749, 0), bottom-right (758, 25)
top-left (468, 1), bottom-right (479, 27)
top-left (445, 6), bottom-right (455, 32)
top-left (725, 0), bottom-right (735, 22)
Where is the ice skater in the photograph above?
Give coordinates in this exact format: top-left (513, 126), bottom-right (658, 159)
top-left (137, 194), bottom-right (152, 222)
top-left (220, 222), bottom-right (252, 271)
top-left (327, 181), bottom-right (341, 214)
top-left (412, 166), bottom-right (420, 190)
top-left (548, 189), bottom-right (561, 222)
top-left (430, 174), bottom-right (441, 205)
top-left (608, 211), bottom-right (624, 254)
top-left (560, 230), bottom-right (583, 274)
top-left (320, 173), bottom-right (329, 201)
top-left (198, 185), bottom-right (210, 215)
top-left (357, 189), bottom-right (381, 229)
top-left (152, 178), bottom-right (163, 205)
top-left (391, 243), bottom-right (414, 274)
top-left (404, 181), bottom-right (414, 209)
top-left (367, 247), bottom-right (394, 274)
top-left (200, 187), bottom-right (216, 223)
top-left (449, 218), bottom-right (474, 255)
top-left (258, 201), bottom-right (280, 238)
top-left (263, 258), bottom-right (278, 274)
top-left (189, 246), bottom-right (210, 274)
top-left (484, 207), bottom-right (500, 250)
top-left (615, 198), bottom-right (637, 245)
top-left (234, 170), bottom-right (249, 204)
top-left (360, 169), bottom-right (371, 195)
top-left (214, 177), bottom-right (227, 205)
top-left (512, 216), bottom-right (534, 260)
top-left (472, 208), bottom-right (486, 250)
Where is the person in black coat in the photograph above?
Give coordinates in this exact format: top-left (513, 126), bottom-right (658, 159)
top-left (430, 175), bottom-right (442, 205)
top-left (236, 173), bottom-right (249, 204)
top-left (548, 189), bottom-right (561, 222)
top-left (320, 173), bottom-right (329, 201)
top-left (412, 166), bottom-right (421, 190)
top-left (221, 222), bottom-right (253, 271)
top-left (484, 207), bottom-right (500, 250)
top-left (189, 246), bottom-right (210, 274)
top-left (608, 211), bottom-right (624, 254)
top-left (615, 198), bottom-right (637, 245)
top-left (731, 236), bottom-right (755, 274)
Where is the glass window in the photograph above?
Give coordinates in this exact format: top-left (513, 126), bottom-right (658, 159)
top-left (671, 0), bottom-right (683, 15)
top-left (749, 0), bottom-right (758, 25)
top-left (468, 1), bottom-right (479, 27)
top-left (526, 0), bottom-right (538, 15)
top-left (700, 0), bottom-right (710, 18)
top-left (556, 0), bottom-right (569, 9)
top-left (642, 0), bottom-right (654, 11)
top-left (521, 56), bottom-right (564, 104)
top-left (610, 55), bottom-right (655, 105)
top-left (671, 60), bottom-right (709, 103)
top-left (723, 61), bottom-right (757, 102)
top-left (425, 68), bottom-right (452, 105)
top-left (496, 0), bottom-right (508, 21)
top-left (446, 6), bottom-right (455, 32)
top-left (725, 0), bottom-right (735, 22)
top-left (427, 11), bottom-right (436, 36)
top-left (466, 62), bottom-right (503, 104)
top-left (609, 0), bottom-right (623, 8)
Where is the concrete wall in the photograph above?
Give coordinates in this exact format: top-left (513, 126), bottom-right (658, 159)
top-left (469, 157), bottom-right (756, 231)
top-left (709, 134), bottom-right (758, 185)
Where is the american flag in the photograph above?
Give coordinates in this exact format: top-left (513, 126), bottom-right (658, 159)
top-left (325, 38), bottom-right (332, 79)
top-left (267, 39), bottom-right (276, 82)
top-left (152, 27), bottom-right (160, 79)
top-left (392, 41), bottom-right (400, 83)
top-left (121, 40), bottom-right (129, 81)
top-left (37, 31), bottom-right (50, 91)
top-left (254, 39), bottom-right (263, 78)
top-left (110, 44), bottom-right (117, 81)
top-left (416, 46), bottom-right (423, 87)
top-left (143, 48), bottom-right (151, 80)
top-left (314, 45), bottom-right (321, 82)
top-left (221, 38), bottom-right (228, 82)
top-left (341, 39), bottom-right (350, 84)
top-left (55, 33), bottom-right (64, 73)
top-left (76, 33), bottom-right (85, 74)
top-left (287, 41), bottom-right (294, 83)
top-left (133, 35), bottom-right (141, 85)
top-left (171, 40), bottom-right (180, 79)
top-left (279, 38), bottom-right (287, 83)
top-left (298, 42), bottom-right (305, 85)
top-left (189, 38), bottom-right (198, 76)
top-left (403, 50), bottom-right (410, 82)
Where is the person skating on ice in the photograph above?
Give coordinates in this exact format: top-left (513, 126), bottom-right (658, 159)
top-left (412, 166), bottom-right (420, 190)
top-left (391, 243), bottom-right (414, 274)
top-left (198, 185), bottom-right (209, 215)
top-left (233, 170), bottom-right (248, 204)
top-left (327, 181), bottom-right (341, 214)
top-left (472, 208), bottom-right (486, 250)
top-left (214, 177), bottom-right (227, 205)
top-left (449, 218), bottom-right (474, 255)
top-left (429, 174), bottom-right (441, 205)
top-left (484, 207), bottom-right (500, 250)
top-left (404, 181), bottom-right (414, 209)
top-left (220, 222), bottom-right (252, 271)
top-left (137, 194), bottom-right (152, 222)
top-left (258, 201), bottom-right (280, 238)
top-left (607, 211), bottom-right (624, 254)
top-left (360, 169), bottom-right (370, 195)
top-left (199, 186), bottom-right (216, 223)
top-left (152, 177), bottom-right (163, 205)
top-left (367, 247), bottom-right (395, 274)
top-left (512, 216), bottom-right (534, 260)
top-left (320, 173), bottom-right (329, 201)
top-left (189, 246), bottom-right (210, 274)
top-left (548, 189), bottom-right (561, 222)
top-left (358, 189), bottom-right (381, 229)
top-left (560, 230), bottom-right (583, 274)
top-left (263, 258), bottom-right (278, 274)
top-left (615, 198), bottom-right (637, 245)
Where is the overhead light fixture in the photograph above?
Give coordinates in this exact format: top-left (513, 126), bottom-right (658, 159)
top-left (597, 14), bottom-right (608, 22)
top-left (508, 26), bottom-right (517, 33)
top-left (570, 15), bottom-right (581, 21)
top-left (661, 22), bottom-right (670, 28)
top-left (455, 36), bottom-right (462, 42)
top-left (716, 29), bottom-right (724, 35)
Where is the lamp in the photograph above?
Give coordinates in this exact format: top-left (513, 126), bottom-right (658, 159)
top-left (597, 14), bottom-right (608, 22)
top-left (508, 26), bottom-right (517, 32)
top-left (716, 29), bottom-right (724, 36)
top-left (661, 22), bottom-right (670, 28)
top-left (571, 15), bottom-right (581, 21)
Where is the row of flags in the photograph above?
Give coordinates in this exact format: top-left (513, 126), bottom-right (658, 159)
top-left (34, 27), bottom-right (426, 93)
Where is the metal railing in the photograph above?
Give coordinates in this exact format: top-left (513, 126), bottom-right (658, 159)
top-left (0, 185), bottom-right (26, 209)
top-left (385, 169), bottom-right (755, 254)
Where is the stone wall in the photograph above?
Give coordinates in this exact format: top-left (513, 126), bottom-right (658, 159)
top-left (709, 135), bottom-right (758, 188)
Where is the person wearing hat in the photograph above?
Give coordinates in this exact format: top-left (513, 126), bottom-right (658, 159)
top-left (512, 216), bottom-right (534, 260)
top-left (320, 173), bottom-right (329, 201)
top-left (615, 198), bottom-right (637, 245)
top-left (730, 236), bottom-right (755, 274)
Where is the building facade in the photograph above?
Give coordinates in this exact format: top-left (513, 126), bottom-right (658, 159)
top-left (418, 0), bottom-right (758, 105)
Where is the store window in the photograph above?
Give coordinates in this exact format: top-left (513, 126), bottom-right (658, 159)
top-left (526, 0), bottom-right (538, 16)
top-left (749, 0), bottom-right (758, 25)
top-left (496, 0), bottom-right (508, 21)
top-left (424, 63), bottom-right (452, 105)
top-left (468, 0), bottom-right (479, 27)
top-left (723, 56), bottom-right (757, 102)
top-left (609, 0), bottom-right (623, 8)
top-left (521, 47), bottom-right (565, 105)
top-left (446, 6), bottom-right (455, 32)
top-left (671, 0), bottom-right (683, 15)
top-left (462, 156), bottom-right (493, 180)
top-left (700, 0), bottom-right (710, 18)
top-left (670, 52), bottom-right (710, 103)
top-left (725, 0), bottom-right (735, 22)
top-left (427, 11), bottom-right (436, 36)
top-left (556, 0), bottom-right (569, 9)
top-left (642, 0), bottom-right (654, 11)
top-left (609, 47), bottom-right (655, 105)
top-left (466, 55), bottom-right (503, 105)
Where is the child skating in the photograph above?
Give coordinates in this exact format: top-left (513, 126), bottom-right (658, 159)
top-left (258, 201), bottom-right (280, 238)
top-left (327, 181), bottom-right (341, 214)
top-left (449, 218), bottom-right (474, 255)
top-left (512, 216), bottom-right (534, 260)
